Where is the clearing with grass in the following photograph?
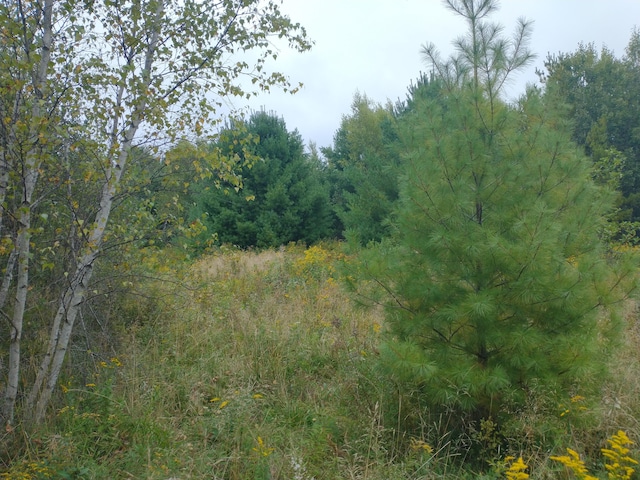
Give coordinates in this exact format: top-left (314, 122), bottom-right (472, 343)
top-left (2, 0), bottom-right (640, 478)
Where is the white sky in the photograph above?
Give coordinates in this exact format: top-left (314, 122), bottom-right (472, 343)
top-left (230, 1), bottom-right (640, 150)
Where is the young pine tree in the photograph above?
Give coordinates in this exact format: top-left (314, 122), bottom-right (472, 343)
top-left (354, 0), bottom-right (636, 423)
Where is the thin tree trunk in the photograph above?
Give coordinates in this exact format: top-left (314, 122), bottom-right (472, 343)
top-left (0, 154), bottom-right (11, 239)
top-left (3, 211), bottom-right (31, 424)
top-left (0, 249), bottom-right (17, 310)
top-left (1, 0), bottom-right (54, 426)
top-left (28, 0), bottom-right (164, 423)
top-left (30, 136), bottom-right (133, 422)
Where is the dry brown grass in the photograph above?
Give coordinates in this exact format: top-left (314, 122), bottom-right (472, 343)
top-left (192, 247), bottom-right (286, 279)
top-left (599, 300), bottom-right (640, 436)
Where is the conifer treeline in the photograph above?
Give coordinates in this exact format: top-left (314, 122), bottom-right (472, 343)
top-left (162, 30), bottom-right (640, 251)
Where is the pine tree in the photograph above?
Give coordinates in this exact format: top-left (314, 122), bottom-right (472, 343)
top-left (322, 93), bottom-right (401, 244)
top-left (189, 111), bottom-right (333, 249)
top-left (354, 0), bottom-right (636, 423)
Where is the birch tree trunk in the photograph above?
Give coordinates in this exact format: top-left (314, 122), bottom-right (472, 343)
top-left (1, 0), bottom-right (55, 425)
top-left (27, 0), bottom-right (164, 423)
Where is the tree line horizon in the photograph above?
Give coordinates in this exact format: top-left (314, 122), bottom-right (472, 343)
top-left (179, 26), bottom-right (640, 250)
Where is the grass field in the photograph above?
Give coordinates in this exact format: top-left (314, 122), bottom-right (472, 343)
top-left (3, 243), bottom-right (640, 479)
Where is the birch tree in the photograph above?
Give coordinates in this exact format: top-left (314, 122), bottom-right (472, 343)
top-left (0, 0), bottom-right (61, 425)
top-left (0, 0), bottom-right (311, 426)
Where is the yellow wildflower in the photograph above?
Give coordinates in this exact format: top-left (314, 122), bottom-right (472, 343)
top-left (505, 456), bottom-right (529, 480)
top-left (550, 448), bottom-right (598, 480)
top-left (252, 436), bottom-right (275, 457)
top-left (409, 437), bottom-right (433, 454)
top-left (602, 430), bottom-right (638, 480)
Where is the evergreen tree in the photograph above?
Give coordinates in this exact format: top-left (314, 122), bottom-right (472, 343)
top-left (394, 72), bottom-right (443, 119)
top-left (353, 0), bottom-right (635, 426)
top-left (323, 94), bottom-right (401, 244)
top-left (190, 111), bottom-right (333, 249)
top-left (541, 32), bottom-right (640, 230)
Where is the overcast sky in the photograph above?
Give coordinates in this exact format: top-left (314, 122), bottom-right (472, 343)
top-left (229, 1), bottom-right (640, 150)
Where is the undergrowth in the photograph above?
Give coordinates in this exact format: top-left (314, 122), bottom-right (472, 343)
top-left (2, 243), bottom-right (639, 478)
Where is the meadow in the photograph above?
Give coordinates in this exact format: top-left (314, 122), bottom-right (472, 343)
top-left (3, 243), bottom-right (640, 479)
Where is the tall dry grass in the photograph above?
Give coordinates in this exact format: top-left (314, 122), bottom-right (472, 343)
top-left (4, 243), bottom-right (640, 479)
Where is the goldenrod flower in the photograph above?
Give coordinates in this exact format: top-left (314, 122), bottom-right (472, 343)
top-left (602, 430), bottom-right (638, 480)
top-left (550, 448), bottom-right (598, 480)
top-left (505, 456), bottom-right (529, 480)
top-left (409, 437), bottom-right (433, 454)
top-left (252, 436), bottom-right (274, 457)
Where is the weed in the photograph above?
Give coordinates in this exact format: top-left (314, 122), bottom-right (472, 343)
top-left (7, 245), bottom-right (640, 479)
top-left (551, 430), bottom-right (638, 479)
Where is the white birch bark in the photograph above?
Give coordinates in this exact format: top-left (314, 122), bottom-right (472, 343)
top-left (1, 0), bottom-right (55, 425)
top-left (28, 0), bottom-right (165, 423)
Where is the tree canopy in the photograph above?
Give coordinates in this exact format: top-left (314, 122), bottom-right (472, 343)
top-left (541, 32), bottom-right (640, 231)
top-left (322, 94), bottom-right (401, 244)
top-left (189, 111), bottom-right (334, 249)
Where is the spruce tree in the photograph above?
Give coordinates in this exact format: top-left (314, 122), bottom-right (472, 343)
top-left (188, 111), bottom-right (333, 248)
top-left (355, 0), bottom-right (636, 423)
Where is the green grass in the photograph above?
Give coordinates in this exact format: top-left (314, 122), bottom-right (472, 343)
top-left (3, 243), bottom-right (640, 479)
